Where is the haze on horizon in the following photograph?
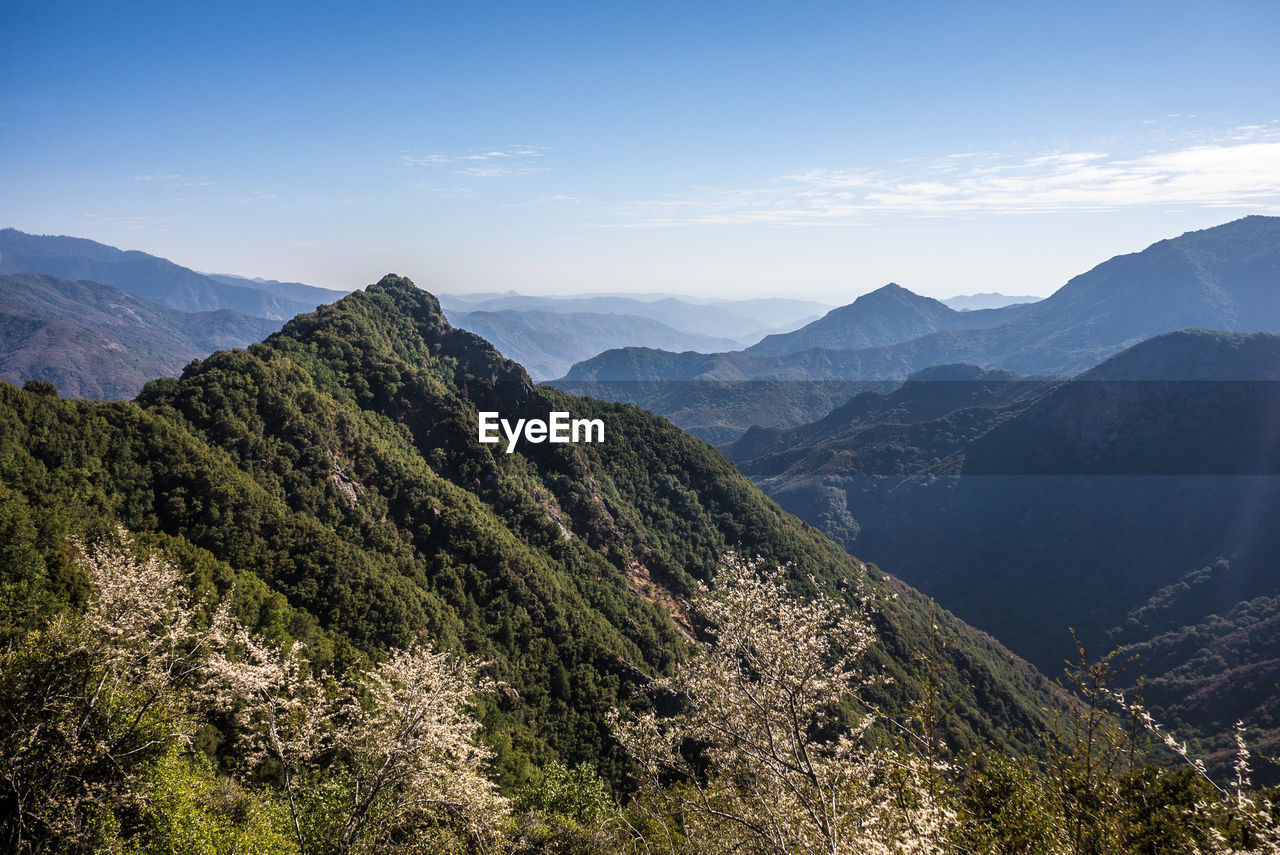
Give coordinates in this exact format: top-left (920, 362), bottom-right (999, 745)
top-left (3, 0), bottom-right (1278, 304)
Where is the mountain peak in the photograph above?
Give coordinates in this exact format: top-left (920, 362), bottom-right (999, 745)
top-left (369, 272), bottom-right (420, 294)
top-left (747, 281), bottom-right (1023, 356)
top-left (264, 273), bottom-right (531, 408)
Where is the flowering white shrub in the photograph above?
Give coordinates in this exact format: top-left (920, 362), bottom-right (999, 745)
top-left (330, 643), bottom-right (508, 852)
top-left (0, 528), bottom-right (505, 855)
top-left (207, 607), bottom-right (507, 855)
top-left (1103, 689), bottom-right (1280, 855)
top-left (612, 554), bottom-right (954, 855)
top-left (0, 528), bottom-right (235, 851)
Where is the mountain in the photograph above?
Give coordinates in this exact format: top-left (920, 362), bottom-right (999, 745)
top-left (0, 273), bottom-right (282, 398)
top-left (0, 274), bottom-right (1060, 787)
top-left (558, 217), bottom-right (1280, 388)
top-left (746, 283), bottom-right (1035, 356)
top-left (444, 308), bottom-right (740, 380)
top-left (0, 229), bottom-right (334, 319)
top-left (730, 329), bottom-right (1280, 767)
top-left (437, 292), bottom-right (828, 342)
top-left (943, 292), bottom-right (1042, 311)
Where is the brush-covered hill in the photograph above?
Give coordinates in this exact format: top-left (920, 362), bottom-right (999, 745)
top-left (0, 273), bottom-right (283, 398)
top-left (731, 329), bottom-right (1280, 768)
top-left (0, 274), bottom-right (1060, 787)
top-left (0, 229), bottom-right (338, 319)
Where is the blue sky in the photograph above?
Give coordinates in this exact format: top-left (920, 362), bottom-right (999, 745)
top-left (3, 0), bottom-right (1279, 301)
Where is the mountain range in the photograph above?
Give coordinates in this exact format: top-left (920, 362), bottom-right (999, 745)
top-left (4, 217), bottom-right (1278, 771)
top-left (746, 284), bottom-right (1036, 356)
top-left (560, 216), bottom-right (1280, 389)
top-left (942, 292), bottom-right (1042, 311)
top-left (0, 230), bottom-right (356, 398)
top-left (437, 291), bottom-right (829, 343)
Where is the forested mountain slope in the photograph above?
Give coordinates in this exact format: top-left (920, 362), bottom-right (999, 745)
top-left (0, 274), bottom-right (1059, 788)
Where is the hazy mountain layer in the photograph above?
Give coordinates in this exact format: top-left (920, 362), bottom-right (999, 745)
top-left (446, 308), bottom-right (740, 380)
top-left (206, 272), bottom-right (349, 305)
top-left (0, 273), bottom-right (282, 398)
top-left (942, 293), bottom-right (1042, 311)
top-left (561, 217), bottom-right (1280, 391)
top-left (438, 292), bottom-right (828, 342)
top-left (0, 229), bottom-right (332, 319)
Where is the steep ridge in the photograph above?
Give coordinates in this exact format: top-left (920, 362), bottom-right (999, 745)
top-left (0, 229), bottom-right (330, 319)
top-left (733, 330), bottom-right (1280, 765)
top-left (0, 274), bottom-right (1059, 786)
top-left (0, 273), bottom-right (282, 398)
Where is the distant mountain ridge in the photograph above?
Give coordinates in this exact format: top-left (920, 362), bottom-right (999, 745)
top-left (942, 292), bottom-right (1042, 311)
top-left (205, 272), bottom-right (349, 306)
top-left (0, 229), bottom-right (338, 319)
top-left (438, 292), bottom-right (828, 343)
top-left (0, 272), bottom-right (282, 398)
top-left (559, 217), bottom-right (1280, 391)
top-left (445, 308), bottom-right (740, 380)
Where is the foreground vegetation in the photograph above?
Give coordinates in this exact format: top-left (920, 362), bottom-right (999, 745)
top-left (3, 275), bottom-right (1275, 851)
top-left (3, 536), bottom-right (1277, 853)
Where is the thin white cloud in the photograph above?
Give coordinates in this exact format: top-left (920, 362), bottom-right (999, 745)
top-left (607, 125), bottom-right (1280, 227)
top-left (400, 146), bottom-right (547, 177)
top-left (133, 173), bottom-right (216, 188)
top-left (499, 193), bottom-right (585, 208)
